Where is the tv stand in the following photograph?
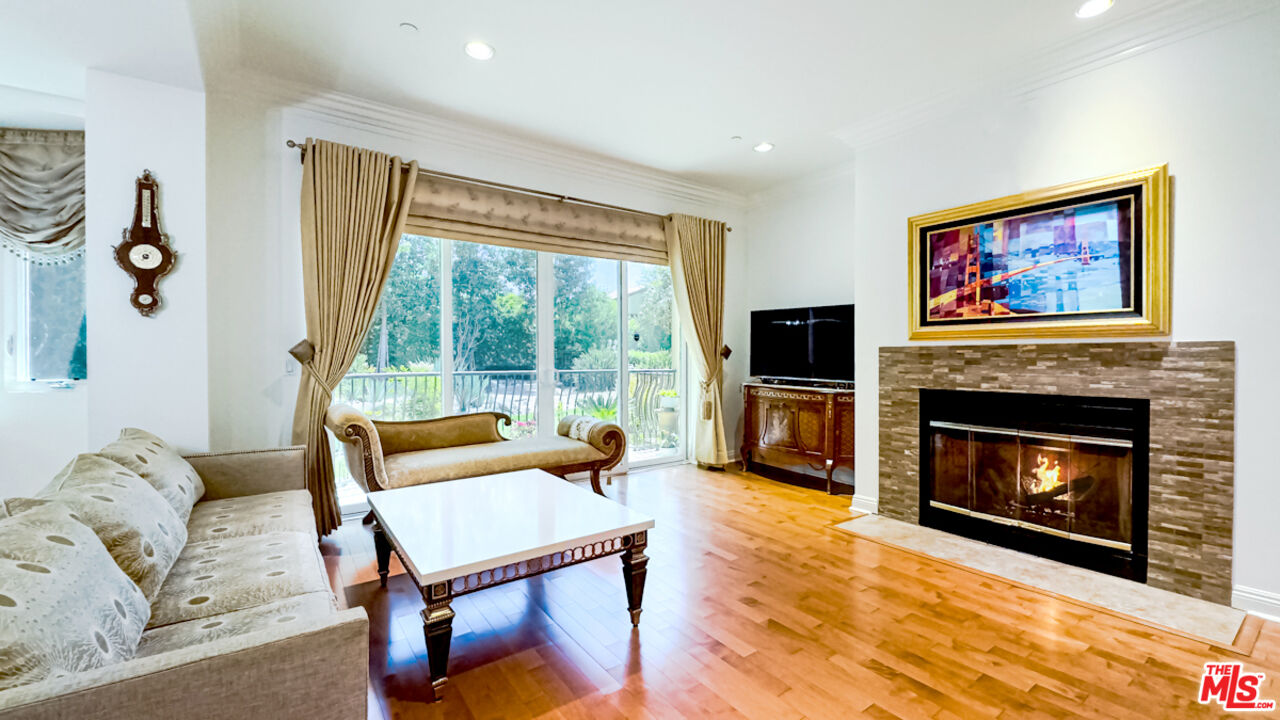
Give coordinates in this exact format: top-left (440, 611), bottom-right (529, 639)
top-left (741, 381), bottom-right (855, 494)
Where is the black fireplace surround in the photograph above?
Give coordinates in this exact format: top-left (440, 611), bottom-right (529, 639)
top-left (919, 389), bottom-right (1149, 582)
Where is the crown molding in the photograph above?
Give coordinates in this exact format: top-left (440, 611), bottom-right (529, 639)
top-left (747, 161), bottom-right (856, 208)
top-left (833, 0), bottom-right (1277, 151)
top-left (207, 70), bottom-right (747, 212)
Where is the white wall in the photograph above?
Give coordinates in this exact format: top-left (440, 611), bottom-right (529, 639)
top-left (740, 166), bottom-right (858, 485)
top-left (85, 70), bottom-right (209, 451)
top-left (203, 77), bottom-right (748, 456)
top-left (846, 14), bottom-right (1280, 608)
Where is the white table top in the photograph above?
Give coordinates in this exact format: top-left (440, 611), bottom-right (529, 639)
top-left (367, 469), bottom-right (655, 586)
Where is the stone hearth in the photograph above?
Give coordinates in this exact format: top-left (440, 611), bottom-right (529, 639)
top-left (878, 341), bottom-right (1235, 604)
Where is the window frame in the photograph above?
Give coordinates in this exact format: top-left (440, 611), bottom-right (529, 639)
top-left (2, 252), bottom-right (85, 393)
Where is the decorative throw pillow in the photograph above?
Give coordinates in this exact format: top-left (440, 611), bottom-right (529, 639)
top-left (13, 454), bottom-right (188, 599)
top-left (97, 428), bottom-right (205, 523)
top-left (0, 500), bottom-right (150, 692)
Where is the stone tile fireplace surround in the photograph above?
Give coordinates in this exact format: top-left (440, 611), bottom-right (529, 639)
top-left (878, 341), bottom-right (1235, 604)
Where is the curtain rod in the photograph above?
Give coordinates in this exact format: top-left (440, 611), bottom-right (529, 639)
top-left (286, 139), bottom-right (731, 232)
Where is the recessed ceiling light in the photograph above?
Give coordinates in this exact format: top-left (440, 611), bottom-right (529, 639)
top-left (753, 141), bottom-right (774, 153)
top-left (1075, 0), bottom-right (1114, 19)
top-left (465, 41), bottom-right (495, 61)
top-left (730, 135), bottom-right (743, 141)
top-left (399, 22), bottom-right (418, 32)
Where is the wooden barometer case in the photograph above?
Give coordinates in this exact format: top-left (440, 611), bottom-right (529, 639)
top-left (113, 170), bottom-right (177, 317)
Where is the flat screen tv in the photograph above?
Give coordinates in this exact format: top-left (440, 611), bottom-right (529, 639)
top-left (750, 304), bottom-right (855, 383)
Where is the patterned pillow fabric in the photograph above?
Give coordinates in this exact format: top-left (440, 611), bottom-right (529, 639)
top-left (97, 428), bottom-right (205, 523)
top-left (12, 454), bottom-right (188, 599)
top-left (0, 500), bottom-right (150, 692)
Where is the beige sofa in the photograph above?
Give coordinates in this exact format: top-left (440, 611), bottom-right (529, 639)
top-left (0, 430), bottom-right (367, 720)
top-left (326, 406), bottom-right (626, 496)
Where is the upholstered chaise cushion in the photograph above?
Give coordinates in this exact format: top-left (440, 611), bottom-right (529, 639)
top-left (135, 591), bottom-right (336, 659)
top-left (382, 435), bottom-right (606, 488)
top-left (8, 455), bottom-right (188, 600)
top-left (147, 532), bottom-right (329, 629)
top-left (0, 502), bottom-right (151, 691)
top-left (98, 428), bottom-right (206, 523)
top-left (185, 490), bottom-right (315, 544)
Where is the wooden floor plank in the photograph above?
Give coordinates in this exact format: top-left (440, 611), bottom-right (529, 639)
top-left (322, 464), bottom-right (1279, 719)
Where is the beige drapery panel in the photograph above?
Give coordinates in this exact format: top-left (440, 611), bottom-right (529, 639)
top-left (665, 213), bottom-right (729, 467)
top-left (404, 173), bottom-right (668, 264)
top-left (291, 139), bottom-right (419, 535)
top-left (0, 129), bottom-right (85, 264)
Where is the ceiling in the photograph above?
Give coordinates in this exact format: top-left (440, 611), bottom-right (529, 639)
top-left (0, 0), bottom-right (203, 107)
top-left (0, 0), bottom-right (1233, 192)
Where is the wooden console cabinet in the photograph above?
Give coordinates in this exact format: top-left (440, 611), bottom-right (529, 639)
top-left (741, 382), bottom-right (855, 494)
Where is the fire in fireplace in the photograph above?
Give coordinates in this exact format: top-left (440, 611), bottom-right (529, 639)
top-left (919, 389), bottom-right (1148, 581)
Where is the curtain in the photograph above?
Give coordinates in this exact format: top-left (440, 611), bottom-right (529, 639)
top-left (405, 173), bottom-right (668, 264)
top-left (291, 139), bottom-right (419, 535)
top-left (0, 129), bottom-right (85, 264)
top-left (665, 213), bottom-right (729, 467)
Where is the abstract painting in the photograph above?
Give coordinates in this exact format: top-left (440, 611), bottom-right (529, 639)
top-left (908, 166), bottom-right (1170, 340)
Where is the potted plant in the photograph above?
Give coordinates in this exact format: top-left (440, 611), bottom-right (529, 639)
top-left (656, 390), bottom-right (679, 436)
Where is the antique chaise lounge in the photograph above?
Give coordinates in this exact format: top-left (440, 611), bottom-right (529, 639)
top-left (325, 405), bottom-right (627, 496)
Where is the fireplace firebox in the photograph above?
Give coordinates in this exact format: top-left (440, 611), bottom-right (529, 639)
top-left (919, 389), bottom-right (1149, 582)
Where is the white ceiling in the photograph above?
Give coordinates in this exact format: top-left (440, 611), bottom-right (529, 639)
top-left (0, 0), bottom-right (1249, 192)
top-left (200, 0), bottom-right (1168, 192)
top-left (0, 0), bottom-right (202, 128)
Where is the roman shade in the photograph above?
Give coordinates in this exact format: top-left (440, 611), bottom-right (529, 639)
top-left (404, 173), bottom-right (668, 264)
top-left (0, 128), bottom-right (85, 264)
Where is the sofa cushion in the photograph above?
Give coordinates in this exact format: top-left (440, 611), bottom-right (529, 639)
top-left (185, 490), bottom-right (315, 544)
top-left (382, 435), bottom-right (606, 488)
top-left (97, 428), bottom-right (206, 523)
top-left (147, 532), bottom-right (329, 629)
top-left (0, 501), bottom-right (151, 691)
top-left (9, 454), bottom-right (188, 600)
top-left (135, 591), bottom-right (336, 659)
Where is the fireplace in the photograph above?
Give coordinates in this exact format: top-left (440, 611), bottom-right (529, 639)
top-left (919, 389), bottom-right (1149, 582)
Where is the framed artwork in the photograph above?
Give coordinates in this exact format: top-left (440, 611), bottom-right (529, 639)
top-left (908, 165), bottom-right (1170, 340)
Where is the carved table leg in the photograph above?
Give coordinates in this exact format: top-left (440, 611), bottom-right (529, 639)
top-left (620, 531), bottom-right (649, 626)
top-left (741, 447), bottom-right (750, 473)
top-left (422, 583), bottom-right (455, 691)
top-left (824, 458), bottom-right (835, 495)
top-left (373, 522), bottom-right (391, 588)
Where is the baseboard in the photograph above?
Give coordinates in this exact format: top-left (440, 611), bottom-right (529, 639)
top-left (850, 493), bottom-right (878, 515)
top-left (1233, 584), bottom-right (1280, 622)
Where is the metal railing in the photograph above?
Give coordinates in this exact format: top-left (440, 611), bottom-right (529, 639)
top-left (333, 368), bottom-right (678, 451)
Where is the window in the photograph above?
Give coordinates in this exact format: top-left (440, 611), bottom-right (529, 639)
top-left (331, 234), bottom-right (684, 510)
top-left (3, 253), bottom-right (87, 389)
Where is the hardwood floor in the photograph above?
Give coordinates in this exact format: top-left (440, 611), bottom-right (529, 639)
top-left (321, 465), bottom-right (1280, 719)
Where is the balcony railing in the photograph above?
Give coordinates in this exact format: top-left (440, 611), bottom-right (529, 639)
top-left (333, 368), bottom-right (678, 452)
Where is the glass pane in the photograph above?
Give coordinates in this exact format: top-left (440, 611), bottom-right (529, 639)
top-left (626, 261), bottom-right (680, 462)
top-left (553, 255), bottom-right (620, 426)
top-left (28, 256), bottom-right (86, 380)
top-left (334, 235), bottom-right (442, 421)
top-left (452, 240), bottom-right (537, 438)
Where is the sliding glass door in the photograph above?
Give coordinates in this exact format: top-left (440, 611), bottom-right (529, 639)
top-left (451, 241), bottom-right (538, 437)
top-left (331, 235), bottom-right (683, 511)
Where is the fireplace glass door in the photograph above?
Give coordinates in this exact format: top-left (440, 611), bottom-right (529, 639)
top-left (928, 422), bottom-right (1134, 549)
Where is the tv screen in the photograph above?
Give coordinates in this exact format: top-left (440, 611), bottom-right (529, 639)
top-left (750, 304), bottom-right (855, 382)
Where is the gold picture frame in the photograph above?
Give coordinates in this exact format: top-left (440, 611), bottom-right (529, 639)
top-left (907, 164), bottom-right (1170, 341)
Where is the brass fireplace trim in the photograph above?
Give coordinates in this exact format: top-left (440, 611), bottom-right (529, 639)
top-left (928, 500), bottom-right (1132, 551)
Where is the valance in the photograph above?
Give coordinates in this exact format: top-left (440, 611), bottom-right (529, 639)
top-left (0, 128), bottom-right (85, 264)
top-left (404, 173), bottom-right (668, 264)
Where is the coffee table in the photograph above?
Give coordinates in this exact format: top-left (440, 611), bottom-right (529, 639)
top-left (367, 469), bottom-right (655, 690)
